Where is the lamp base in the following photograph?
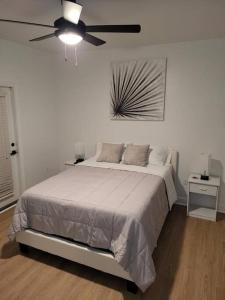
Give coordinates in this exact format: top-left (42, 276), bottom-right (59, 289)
top-left (200, 174), bottom-right (209, 180)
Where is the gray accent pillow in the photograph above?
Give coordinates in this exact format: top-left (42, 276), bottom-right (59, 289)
top-left (123, 144), bottom-right (150, 167)
top-left (97, 143), bottom-right (124, 163)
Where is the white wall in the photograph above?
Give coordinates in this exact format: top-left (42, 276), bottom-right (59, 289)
top-left (0, 39), bottom-right (59, 190)
top-left (56, 38), bottom-right (225, 211)
top-left (1, 37), bottom-right (224, 211)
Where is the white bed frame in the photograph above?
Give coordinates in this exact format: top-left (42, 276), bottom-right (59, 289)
top-left (16, 149), bottom-right (177, 289)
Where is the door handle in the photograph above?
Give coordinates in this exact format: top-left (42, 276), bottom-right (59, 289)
top-left (10, 150), bottom-right (17, 156)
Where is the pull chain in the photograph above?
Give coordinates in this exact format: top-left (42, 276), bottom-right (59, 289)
top-left (64, 44), bottom-right (68, 62)
top-left (64, 45), bottom-right (78, 66)
top-left (74, 46), bottom-right (78, 66)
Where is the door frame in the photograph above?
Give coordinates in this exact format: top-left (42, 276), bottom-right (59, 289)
top-left (0, 81), bottom-right (25, 209)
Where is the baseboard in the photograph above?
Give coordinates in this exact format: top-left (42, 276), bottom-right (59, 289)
top-left (176, 196), bottom-right (186, 206)
top-left (176, 197), bottom-right (225, 214)
top-left (0, 201), bottom-right (17, 214)
top-left (217, 206), bottom-right (225, 214)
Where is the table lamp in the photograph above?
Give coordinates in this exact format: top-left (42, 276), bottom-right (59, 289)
top-left (74, 141), bottom-right (85, 163)
top-left (192, 153), bottom-right (211, 180)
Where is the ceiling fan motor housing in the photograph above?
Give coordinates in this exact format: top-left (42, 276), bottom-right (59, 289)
top-left (62, 0), bottom-right (78, 3)
top-left (54, 17), bottom-right (86, 37)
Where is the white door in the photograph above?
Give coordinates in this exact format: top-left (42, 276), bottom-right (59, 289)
top-left (0, 87), bottom-right (20, 209)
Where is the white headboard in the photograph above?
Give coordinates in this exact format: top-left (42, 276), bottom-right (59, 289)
top-left (95, 142), bottom-right (178, 181)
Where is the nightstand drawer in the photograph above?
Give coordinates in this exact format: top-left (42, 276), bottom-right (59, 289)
top-left (190, 183), bottom-right (217, 196)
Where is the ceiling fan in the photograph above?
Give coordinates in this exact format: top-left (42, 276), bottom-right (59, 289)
top-left (0, 0), bottom-right (141, 46)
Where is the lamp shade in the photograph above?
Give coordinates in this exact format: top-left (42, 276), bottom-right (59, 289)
top-left (191, 153), bottom-right (211, 175)
top-left (63, 1), bottom-right (82, 24)
top-left (74, 142), bottom-right (85, 159)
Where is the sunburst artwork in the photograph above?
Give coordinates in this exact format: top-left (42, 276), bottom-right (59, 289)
top-left (110, 58), bottom-right (167, 120)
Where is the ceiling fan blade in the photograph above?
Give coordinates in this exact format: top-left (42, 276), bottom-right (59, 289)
top-left (86, 24), bottom-right (141, 33)
top-left (83, 33), bottom-right (106, 46)
top-left (0, 18), bottom-right (55, 28)
top-left (30, 33), bottom-right (56, 42)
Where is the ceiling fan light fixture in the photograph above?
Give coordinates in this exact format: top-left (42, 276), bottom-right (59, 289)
top-left (58, 31), bottom-right (83, 45)
top-left (63, 1), bottom-right (82, 24)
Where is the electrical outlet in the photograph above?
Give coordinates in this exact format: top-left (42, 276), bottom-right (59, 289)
top-left (183, 180), bottom-right (188, 186)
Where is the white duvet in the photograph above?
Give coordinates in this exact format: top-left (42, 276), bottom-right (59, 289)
top-left (81, 158), bottom-right (177, 209)
top-left (10, 159), bottom-right (177, 292)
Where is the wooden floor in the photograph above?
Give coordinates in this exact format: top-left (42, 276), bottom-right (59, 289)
top-left (0, 205), bottom-right (225, 300)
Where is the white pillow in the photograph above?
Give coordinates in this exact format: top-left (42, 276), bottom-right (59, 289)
top-left (95, 142), bottom-right (102, 158)
top-left (148, 146), bottom-right (168, 166)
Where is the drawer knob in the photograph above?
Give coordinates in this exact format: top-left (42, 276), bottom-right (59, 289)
top-left (200, 188), bottom-right (207, 192)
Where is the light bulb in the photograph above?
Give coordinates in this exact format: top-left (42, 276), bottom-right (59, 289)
top-left (58, 32), bottom-right (83, 45)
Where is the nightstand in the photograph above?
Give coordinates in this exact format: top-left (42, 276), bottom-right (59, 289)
top-left (187, 174), bottom-right (220, 221)
top-left (64, 159), bottom-right (84, 169)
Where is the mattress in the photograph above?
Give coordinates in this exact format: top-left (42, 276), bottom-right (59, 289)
top-left (9, 161), bottom-right (177, 292)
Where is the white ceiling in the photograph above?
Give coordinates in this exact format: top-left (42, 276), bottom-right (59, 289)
top-left (0, 0), bottom-right (225, 52)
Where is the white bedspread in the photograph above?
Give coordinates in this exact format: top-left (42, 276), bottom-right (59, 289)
top-left (10, 160), bottom-right (177, 292)
top-left (80, 158), bottom-right (177, 209)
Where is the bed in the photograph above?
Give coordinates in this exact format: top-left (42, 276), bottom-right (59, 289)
top-left (9, 148), bottom-right (177, 293)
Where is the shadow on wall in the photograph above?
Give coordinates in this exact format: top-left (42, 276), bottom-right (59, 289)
top-left (174, 152), bottom-right (187, 202)
top-left (210, 159), bottom-right (224, 210)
